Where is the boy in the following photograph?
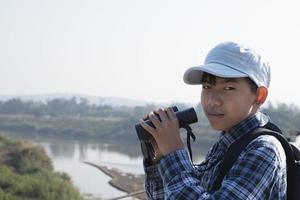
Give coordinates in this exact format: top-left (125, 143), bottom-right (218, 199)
top-left (140, 42), bottom-right (287, 199)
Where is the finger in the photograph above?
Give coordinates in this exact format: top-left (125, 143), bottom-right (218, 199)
top-left (142, 110), bottom-right (157, 121)
top-left (139, 119), bottom-right (156, 135)
top-left (142, 109), bottom-right (159, 120)
top-left (166, 107), bottom-right (177, 121)
top-left (157, 108), bottom-right (169, 122)
top-left (142, 115), bottom-right (149, 121)
top-left (148, 111), bottom-right (161, 128)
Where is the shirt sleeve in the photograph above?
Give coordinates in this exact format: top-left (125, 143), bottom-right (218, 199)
top-left (156, 136), bottom-right (286, 200)
top-left (144, 162), bottom-right (165, 199)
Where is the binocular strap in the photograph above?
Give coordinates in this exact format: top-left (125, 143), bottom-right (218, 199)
top-left (182, 125), bottom-right (196, 163)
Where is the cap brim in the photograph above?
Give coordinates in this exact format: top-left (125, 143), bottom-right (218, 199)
top-left (183, 63), bottom-right (248, 85)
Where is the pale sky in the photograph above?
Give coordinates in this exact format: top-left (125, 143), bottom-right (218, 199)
top-left (1, 0), bottom-right (300, 105)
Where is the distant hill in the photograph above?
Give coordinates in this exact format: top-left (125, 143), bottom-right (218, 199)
top-left (0, 93), bottom-right (152, 107)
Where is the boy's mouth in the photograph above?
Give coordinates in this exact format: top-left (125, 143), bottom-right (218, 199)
top-left (206, 112), bottom-right (225, 120)
top-left (208, 113), bottom-right (224, 117)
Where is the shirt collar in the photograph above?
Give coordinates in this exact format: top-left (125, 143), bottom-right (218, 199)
top-left (217, 112), bottom-right (269, 151)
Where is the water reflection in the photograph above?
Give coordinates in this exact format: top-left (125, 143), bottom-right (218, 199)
top-left (44, 139), bottom-right (141, 160)
top-left (36, 136), bottom-right (212, 163)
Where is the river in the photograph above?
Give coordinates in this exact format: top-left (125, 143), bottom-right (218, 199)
top-left (4, 133), bottom-right (144, 199)
top-left (4, 133), bottom-right (206, 199)
top-left (4, 132), bottom-right (300, 199)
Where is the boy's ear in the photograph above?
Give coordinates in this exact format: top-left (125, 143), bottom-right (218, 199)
top-left (255, 87), bottom-right (268, 104)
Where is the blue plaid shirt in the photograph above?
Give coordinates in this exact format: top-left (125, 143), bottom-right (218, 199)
top-left (144, 112), bottom-right (287, 199)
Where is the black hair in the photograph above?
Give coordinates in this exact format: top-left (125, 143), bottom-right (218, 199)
top-left (201, 72), bottom-right (258, 94)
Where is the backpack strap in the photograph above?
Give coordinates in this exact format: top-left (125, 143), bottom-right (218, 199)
top-left (212, 124), bottom-right (295, 192)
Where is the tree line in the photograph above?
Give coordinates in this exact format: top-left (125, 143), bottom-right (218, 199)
top-left (0, 98), bottom-right (299, 139)
top-left (0, 97), bottom-right (142, 118)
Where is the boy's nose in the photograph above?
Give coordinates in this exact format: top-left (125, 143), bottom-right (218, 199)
top-left (208, 93), bottom-right (222, 107)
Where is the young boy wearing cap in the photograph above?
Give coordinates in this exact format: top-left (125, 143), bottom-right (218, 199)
top-left (140, 42), bottom-right (286, 199)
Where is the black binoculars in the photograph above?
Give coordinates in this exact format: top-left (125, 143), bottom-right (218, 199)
top-left (135, 106), bottom-right (198, 141)
top-left (135, 106), bottom-right (198, 164)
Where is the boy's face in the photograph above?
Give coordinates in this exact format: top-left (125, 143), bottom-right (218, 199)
top-left (201, 76), bottom-right (258, 132)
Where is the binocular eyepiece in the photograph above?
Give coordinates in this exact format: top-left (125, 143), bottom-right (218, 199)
top-left (135, 106), bottom-right (198, 141)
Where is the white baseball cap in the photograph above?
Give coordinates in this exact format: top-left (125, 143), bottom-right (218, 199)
top-left (183, 42), bottom-right (271, 88)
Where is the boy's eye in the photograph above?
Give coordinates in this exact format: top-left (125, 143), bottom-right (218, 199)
top-left (202, 84), bottom-right (211, 89)
top-left (224, 86), bottom-right (235, 91)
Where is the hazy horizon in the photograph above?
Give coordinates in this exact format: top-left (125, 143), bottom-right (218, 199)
top-left (0, 92), bottom-right (299, 108)
top-left (1, 0), bottom-right (300, 106)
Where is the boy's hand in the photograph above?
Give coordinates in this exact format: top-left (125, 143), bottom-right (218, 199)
top-left (139, 107), bottom-right (184, 156)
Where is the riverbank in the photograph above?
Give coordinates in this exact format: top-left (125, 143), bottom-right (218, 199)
top-left (84, 162), bottom-right (146, 200)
